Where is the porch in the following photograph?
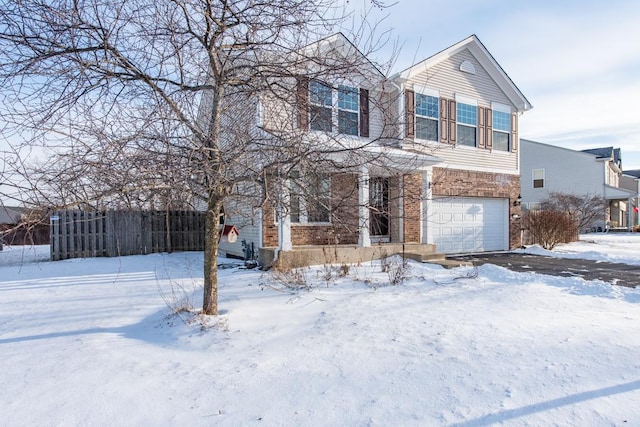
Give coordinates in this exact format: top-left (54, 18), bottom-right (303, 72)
top-left (259, 243), bottom-right (471, 270)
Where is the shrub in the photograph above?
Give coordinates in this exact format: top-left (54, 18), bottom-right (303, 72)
top-left (524, 210), bottom-right (577, 250)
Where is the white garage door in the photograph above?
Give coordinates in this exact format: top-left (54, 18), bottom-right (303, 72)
top-left (429, 197), bottom-right (508, 254)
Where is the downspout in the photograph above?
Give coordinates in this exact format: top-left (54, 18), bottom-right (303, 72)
top-left (389, 79), bottom-right (404, 148)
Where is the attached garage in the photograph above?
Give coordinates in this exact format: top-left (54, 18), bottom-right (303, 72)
top-left (427, 197), bottom-right (509, 254)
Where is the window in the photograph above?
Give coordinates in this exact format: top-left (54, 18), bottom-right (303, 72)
top-left (305, 81), bottom-right (365, 136)
top-left (309, 80), bottom-right (332, 132)
top-left (338, 85), bottom-right (359, 136)
top-left (492, 109), bottom-right (511, 151)
top-left (290, 173), bottom-right (331, 223)
top-left (533, 169), bottom-right (545, 188)
top-left (415, 93), bottom-right (439, 141)
top-left (457, 102), bottom-right (477, 147)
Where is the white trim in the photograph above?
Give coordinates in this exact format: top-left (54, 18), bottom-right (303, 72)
top-left (414, 90), bottom-right (440, 143)
top-left (491, 102), bottom-right (512, 114)
top-left (455, 94), bottom-right (477, 106)
top-left (532, 168), bottom-right (545, 188)
top-left (415, 86), bottom-right (440, 98)
top-left (391, 35), bottom-right (532, 112)
top-left (460, 60), bottom-right (476, 74)
top-left (358, 166), bottom-right (371, 247)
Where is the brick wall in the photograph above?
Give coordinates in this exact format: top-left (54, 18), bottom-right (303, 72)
top-left (403, 174), bottom-right (422, 243)
top-left (261, 173), bottom-right (359, 247)
top-left (431, 167), bottom-right (522, 248)
top-left (262, 199), bottom-right (278, 247)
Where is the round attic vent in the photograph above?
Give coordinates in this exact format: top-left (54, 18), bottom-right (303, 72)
top-left (460, 60), bottom-right (476, 74)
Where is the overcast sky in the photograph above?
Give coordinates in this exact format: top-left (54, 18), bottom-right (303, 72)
top-left (359, 0), bottom-right (640, 169)
top-left (2, 1), bottom-right (640, 205)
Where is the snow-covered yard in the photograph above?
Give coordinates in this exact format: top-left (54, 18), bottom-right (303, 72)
top-left (1, 234), bottom-right (640, 426)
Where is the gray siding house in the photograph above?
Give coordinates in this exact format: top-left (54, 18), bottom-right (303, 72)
top-left (520, 139), bottom-right (637, 230)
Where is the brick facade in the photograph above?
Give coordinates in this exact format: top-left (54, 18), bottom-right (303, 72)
top-left (263, 169), bottom-right (523, 249)
top-left (431, 167), bottom-right (522, 249)
top-left (261, 173), bottom-right (359, 247)
top-left (402, 174), bottom-right (422, 243)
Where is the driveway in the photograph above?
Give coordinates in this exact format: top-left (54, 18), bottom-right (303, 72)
top-left (448, 253), bottom-right (640, 288)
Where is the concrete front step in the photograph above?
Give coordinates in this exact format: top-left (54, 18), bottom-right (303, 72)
top-left (405, 252), bottom-right (473, 269)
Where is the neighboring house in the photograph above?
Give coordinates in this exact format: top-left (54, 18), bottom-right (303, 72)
top-left (217, 34), bottom-right (531, 266)
top-left (0, 205), bottom-right (25, 249)
top-left (0, 205), bottom-right (49, 247)
top-left (621, 170), bottom-right (640, 228)
top-left (520, 140), bottom-right (636, 230)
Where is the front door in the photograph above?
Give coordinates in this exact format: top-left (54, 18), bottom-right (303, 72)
top-left (369, 177), bottom-right (390, 241)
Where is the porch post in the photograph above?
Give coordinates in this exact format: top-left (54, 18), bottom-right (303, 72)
top-left (358, 166), bottom-right (371, 247)
top-left (628, 196), bottom-right (633, 230)
top-left (421, 170), bottom-right (432, 244)
top-left (278, 179), bottom-right (293, 251)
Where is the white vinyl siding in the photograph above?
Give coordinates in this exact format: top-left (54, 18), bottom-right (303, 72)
top-left (408, 49), bottom-right (513, 106)
top-left (403, 49), bottom-right (518, 172)
top-left (217, 181), bottom-right (265, 259)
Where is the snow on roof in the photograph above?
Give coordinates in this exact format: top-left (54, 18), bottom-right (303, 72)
top-left (0, 206), bottom-right (25, 225)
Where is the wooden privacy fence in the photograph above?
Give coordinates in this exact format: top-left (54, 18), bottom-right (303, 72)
top-left (50, 210), bottom-right (206, 260)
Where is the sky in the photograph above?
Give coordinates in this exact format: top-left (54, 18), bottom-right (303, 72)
top-left (2, 1), bottom-right (640, 204)
top-left (360, 0), bottom-right (640, 169)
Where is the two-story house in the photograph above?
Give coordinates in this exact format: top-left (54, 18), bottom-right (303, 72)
top-left (217, 34), bottom-right (532, 267)
top-left (520, 140), bottom-right (637, 231)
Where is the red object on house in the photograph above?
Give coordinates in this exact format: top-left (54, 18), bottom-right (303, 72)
top-left (634, 206), bottom-right (639, 213)
top-left (220, 225), bottom-right (239, 243)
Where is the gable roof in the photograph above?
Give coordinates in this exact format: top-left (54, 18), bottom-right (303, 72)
top-left (301, 32), bottom-right (386, 79)
top-left (392, 35), bottom-right (532, 112)
top-left (581, 147), bottom-right (622, 166)
top-left (0, 206), bottom-right (25, 225)
top-left (623, 169), bottom-right (640, 179)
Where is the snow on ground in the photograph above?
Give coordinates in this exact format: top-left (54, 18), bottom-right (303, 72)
top-left (1, 235), bottom-right (640, 426)
top-left (521, 232), bottom-right (640, 266)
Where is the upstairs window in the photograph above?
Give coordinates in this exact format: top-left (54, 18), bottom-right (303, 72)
top-left (299, 79), bottom-right (368, 137)
top-left (492, 109), bottom-right (511, 151)
top-left (415, 93), bottom-right (439, 141)
top-left (457, 102), bottom-right (477, 147)
top-left (338, 85), bottom-right (359, 136)
top-left (309, 81), bottom-right (332, 132)
top-left (533, 169), bottom-right (545, 188)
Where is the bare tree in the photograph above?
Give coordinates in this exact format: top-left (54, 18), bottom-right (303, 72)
top-left (540, 192), bottom-right (606, 233)
top-left (0, 0), bottom-right (396, 314)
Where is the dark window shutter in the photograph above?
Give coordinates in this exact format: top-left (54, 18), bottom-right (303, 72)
top-left (486, 109), bottom-right (493, 149)
top-left (296, 76), bottom-right (309, 130)
top-left (359, 88), bottom-right (369, 137)
top-left (511, 112), bottom-right (518, 152)
top-left (478, 106), bottom-right (486, 148)
top-left (405, 89), bottom-right (415, 138)
top-left (448, 99), bottom-right (457, 144)
top-left (439, 98), bottom-right (448, 143)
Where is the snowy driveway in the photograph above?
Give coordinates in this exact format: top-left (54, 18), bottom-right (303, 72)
top-left (449, 252), bottom-right (640, 288)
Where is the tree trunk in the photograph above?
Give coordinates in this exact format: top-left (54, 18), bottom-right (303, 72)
top-left (203, 194), bottom-right (222, 315)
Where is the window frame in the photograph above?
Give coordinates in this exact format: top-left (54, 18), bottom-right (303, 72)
top-left (532, 168), bottom-right (545, 189)
top-left (414, 91), bottom-right (439, 142)
top-left (307, 81), bottom-right (364, 137)
top-left (308, 80), bottom-right (333, 132)
top-left (492, 103), bottom-right (511, 152)
top-left (456, 97), bottom-right (478, 147)
top-left (289, 172), bottom-right (332, 224)
top-left (337, 85), bottom-right (359, 136)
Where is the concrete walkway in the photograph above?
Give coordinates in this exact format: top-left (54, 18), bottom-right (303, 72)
top-left (447, 253), bottom-right (640, 288)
